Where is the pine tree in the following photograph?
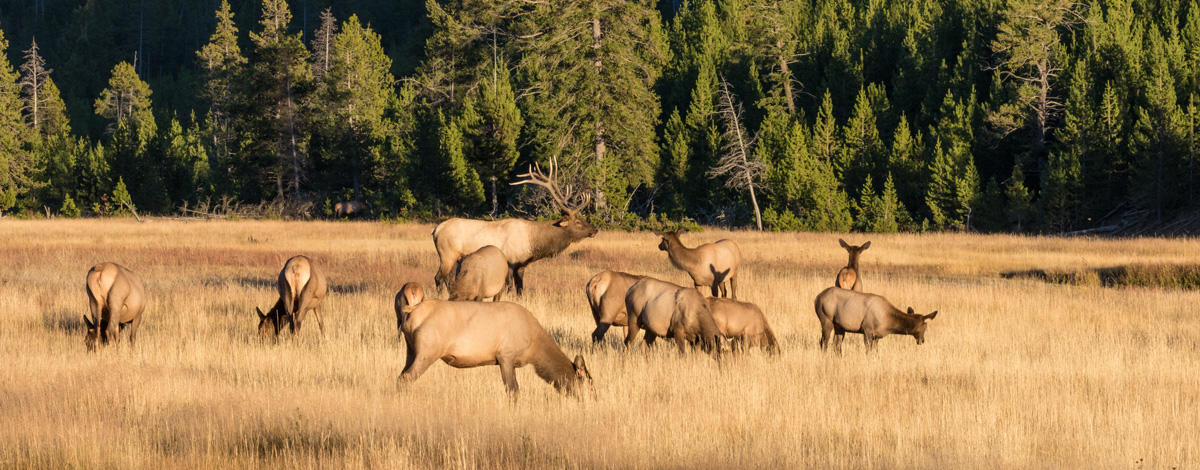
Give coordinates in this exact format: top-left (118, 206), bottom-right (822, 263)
top-left (464, 57), bottom-right (523, 215)
top-left (520, 0), bottom-right (667, 216)
top-left (1042, 58), bottom-right (1090, 231)
top-left (311, 8), bottom-right (337, 81)
top-left (1005, 163), bottom-right (1032, 232)
top-left (1132, 30), bottom-right (1188, 224)
top-left (659, 108), bottom-right (690, 216)
top-left (247, 0), bottom-right (312, 201)
top-left (811, 90), bottom-right (840, 166)
top-left (683, 56), bottom-right (721, 214)
top-left (197, 0), bottom-right (247, 195)
top-left (747, 0), bottom-right (804, 114)
top-left (0, 30), bottom-right (36, 213)
top-left (18, 38), bottom-right (56, 138)
top-left (842, 86), bottom-right (884, 195)
top-left (989, 0), bottom-right (1085, 159)
top-left (438, 111), bottom-right (485, 210)
top-left (93, 61), bottom-right (156, 141)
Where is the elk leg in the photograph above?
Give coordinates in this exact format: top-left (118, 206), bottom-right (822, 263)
top-left (512, 266), bottom-right (527, 296)
top-left (864, 334), bottom-right (878, 353)
top-left (499, 358), bottom-right (519, 395)
top-left (832, 327), bottom-right (846, 354)
top-left (105, 296), bottom-right (124, 347)
top-left (643, 332), bottom-right (658, 347)
top-left (591, 323), bottom-right (611, 344)
top-left (819, 320), bottom-right (834, 351)
top-left (128, 315), bottom-right (143, 348)
top-left (623, 318), bottom-right (641, 349)
top-left (729, 274), bottom-right (738, 300)
top-left (311, 308), bottom-right (325, 336)
top-left (398, 352), bottom-right (438, 385)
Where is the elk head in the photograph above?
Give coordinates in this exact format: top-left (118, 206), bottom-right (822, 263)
top-left (559, 354), bottom-right (595, 397)
top-left (511, 158), bottom-right (598, 241)
top-left (907, 307), bottom-right (938, 345)
top-left (256, 306), bottom-right (283, 341)
top-left (652, 229), bottom-right (685, 252)
top-left (396, 282), bottom-right (425, 325)
top-left (839, 239), bottom-right (871, 266)
top-left (82, 315), bottom-right (99, 352)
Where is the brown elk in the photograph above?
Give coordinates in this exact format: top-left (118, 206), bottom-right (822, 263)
top-left (814, 286), bottom-right (938, 353)
top-left (396, 298), bottom-right (593, 396)
top-left (450, 245), bottom-right (510, 301)
top-left (653, 229), bottom-right (742, 298)
top-left (255, 255), bottom-right (328, 339)
top-left (83, 262), bottom-right (147, 351)
top-left (394, 282), bottom-right (425, 341)
top-left (835, 239), bottom-right (870, 292)
top-left (333, 200), bottom-right (368, 218)
top-left (432, 159), bottom-right (596, 296)
top-left (584, 270), bottom-right (645, 343)
top-left (623, 277), bottom-right (721, 355)
top-left (706, 298), bottom-right (779, 354)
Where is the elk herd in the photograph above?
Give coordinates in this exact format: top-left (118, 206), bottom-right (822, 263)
top-left (78, 161), bottom-right (939, 398)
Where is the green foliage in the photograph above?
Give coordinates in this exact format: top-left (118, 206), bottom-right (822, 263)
top-left (0, 30), bottom-right (35, 213)
top-left (111, 176), bottom-right (134, 216)
top-left (59, 193), bottom-right (80, 218)
top-left (94, 62), bottom-right (156, 141)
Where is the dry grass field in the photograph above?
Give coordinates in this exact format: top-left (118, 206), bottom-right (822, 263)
top-left (1, 219), bottom-right (1198, 469)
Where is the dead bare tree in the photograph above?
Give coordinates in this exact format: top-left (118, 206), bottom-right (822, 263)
top-left (709, 77), bottom-right (765, 231)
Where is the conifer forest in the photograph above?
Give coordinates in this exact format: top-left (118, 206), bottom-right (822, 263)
top-left (1, 0), bottom-right (1198, 234)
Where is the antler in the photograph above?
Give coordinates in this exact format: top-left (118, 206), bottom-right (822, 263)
top-left (510, 158), bottom-right (591, 215)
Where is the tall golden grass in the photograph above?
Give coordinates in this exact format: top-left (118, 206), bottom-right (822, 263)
top-left (0, 219), bottom-right (1197, 468)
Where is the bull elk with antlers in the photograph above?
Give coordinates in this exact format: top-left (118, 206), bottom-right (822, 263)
top-left (432, 159), bottom-right (597, 296)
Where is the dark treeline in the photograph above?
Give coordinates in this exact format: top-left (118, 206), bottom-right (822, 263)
top-left (0, 0), bottom-right (1197, 234)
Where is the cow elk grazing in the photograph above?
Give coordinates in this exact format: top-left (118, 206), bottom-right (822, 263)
top-left (396, 299), bottom-right (593, 396)
top-left (432, 159), bottom-right (597, 296)
top-left (450, 246), bottom-right (510, 301)
top-left (706, 298), bottom-right (779, 354)
top-left (83, 262), bottom-right (147, 351)
top-left (623, 277), bottom-right (721, 355)
top-left (835, 239), bottom-right (870, 292)
top-left (653, 229), bottom-right (742, 298)
top-left (394, 282), bottom-right (425, 341)
top-left (585, 270), bottom-right (645, 344)
top-left (256, 255), bottom-right (328, 340)
top-left (813, 287), bottom-right (938, 353)
top-left (333, 200), bottom-right (368, 218)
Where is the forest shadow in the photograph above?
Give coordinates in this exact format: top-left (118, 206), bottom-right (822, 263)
top-left (1001, 264), bottom-right (1200, 290)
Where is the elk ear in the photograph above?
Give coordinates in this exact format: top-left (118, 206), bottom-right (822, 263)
top-left (861, 241), bottom-right (871, 250)
top-left (839, 239), bottom-right (849, 249)
top-left (573, 355), bottom-right (591, 379)
top-left (82, 315), bottom-right (94, 329)
top-left (402, 305), bottom-right (417, 314)
top-left (256, 306), bottom-right (267, 320)
top-left (907, 307), bottom-right (915, 315)
top-left (553, 218), bottom-right (570, 227)
top-left (925, 311), bottom-right (938, 321)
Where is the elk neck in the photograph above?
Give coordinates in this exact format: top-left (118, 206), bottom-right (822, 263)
top-left (845, 250), bottom-right (862, 270)
top-left (531, 335), bottom-right (578, 390)
top-left (884, 306), bottom-right (924, 335)
top-left (665, 235), bottom-right (702, 270)
top-left (528, 220), bottom-right (577, 263)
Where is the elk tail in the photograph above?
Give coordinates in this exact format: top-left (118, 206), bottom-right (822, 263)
top-left (85, 265), bottom-right (104, 324)
top-left (585, 273), bottom-right (607, 322)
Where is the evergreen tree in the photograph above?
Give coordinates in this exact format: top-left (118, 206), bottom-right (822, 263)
top-left (462, 57), bottom-right (523, 215)
top-left (520, 0), bottom-right (667, 216)
top-left (1042, 59), bottom-right (1091, 231)
top-left (197, 0), bottom-right (247, 196)
top-left (246, 0), bottom-right (312, 201)
top-left (93, 61), bottom-right (156, 142)
top-left (311, 8), bottom-right (338, 81)
top-left (659, 108), bottom-right (690, 216)
top-left (18, 38), bottom-right (62, 138)
top-left (437, 111), bottom-right (485, 210)
top-left (1005, 162), bottom-right (1032, 232)
top-left (0, 30), bottom-right (35, 213)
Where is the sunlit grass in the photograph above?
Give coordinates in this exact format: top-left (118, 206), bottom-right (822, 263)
top-left (0, 219), bottom-right (1197, 468)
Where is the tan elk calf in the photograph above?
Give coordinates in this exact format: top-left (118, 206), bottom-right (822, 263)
top-left (623, 277), bottom-right (721, 355)
top-left (835, 239), bottom-right (870, 292)
top-left (83, 262), bottom-right (147, 351)
top-left (450, 245), bottom-right (510, 301)
top-left (433, 159), bottom-right (596, 296)
top-left (394, 282), bottom-right (425, 341)
top-left (813, 287), bottom-right (938, 353)
top-left (706, 298), bottom-right (779, 354)
top-left (397, 299), bottom-right (593, 396)
top-left (585, 270), bottom-right (645, 344)
top-left (653, 230), bottom-right (742, 298)
top-left (256, 255), bottom-right (328, 339)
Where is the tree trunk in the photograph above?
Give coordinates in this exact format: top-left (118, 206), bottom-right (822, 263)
top-left (591, 14), bottom-right (608, 210)
top-left (776, 35), bottom-right (795, 115)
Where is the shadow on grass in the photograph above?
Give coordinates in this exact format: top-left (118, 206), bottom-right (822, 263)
top-left (1002, 264), bottom-right (1200, 290)
top-left (233, 276), bottom-right (367, 294)
top-left (43, 308), bottom-right (85, 333)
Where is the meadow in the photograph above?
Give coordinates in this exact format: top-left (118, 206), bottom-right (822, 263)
top-left (0, 219), bottom-right (1197, 469)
